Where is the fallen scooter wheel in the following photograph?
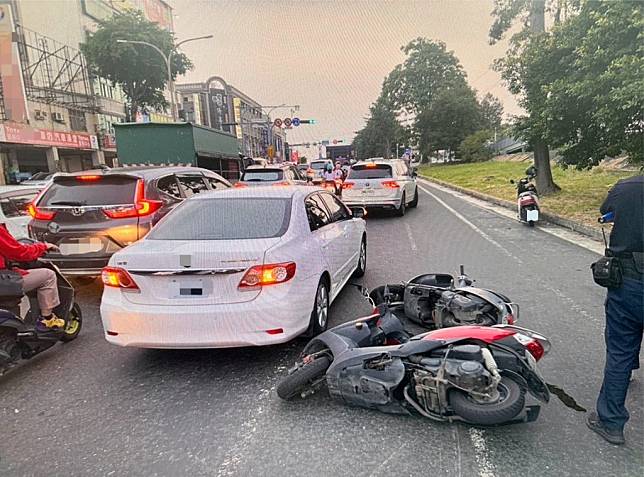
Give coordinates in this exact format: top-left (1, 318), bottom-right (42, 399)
top-left (60, 303), bottom-right (82, 343)
top-left (449, 376), bottom-right (525, 425)
top-left (277, 356), bottom-right (331, 400)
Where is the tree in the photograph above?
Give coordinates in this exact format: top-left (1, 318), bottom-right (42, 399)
top-left (490, 0), bottom-right (568, 194)
top-left (414, 85), bottom-right (481, 158)
top-left (353, 95), bottom-right (407, 159)
top-left (479, 93), bottom-right (503, 131)
top-left (382, 38), bottom-right (469, 115)
top-left (459, 130), bottom-right (494, 163)
top-left (81, 11), bottom-right (192, 121)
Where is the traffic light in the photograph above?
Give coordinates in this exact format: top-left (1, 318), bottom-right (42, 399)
top-left (299, 119), bottom-right (316, 124)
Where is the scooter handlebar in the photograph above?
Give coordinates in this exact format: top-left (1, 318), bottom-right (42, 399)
top-left (598, 212), bottom-right (614, 224)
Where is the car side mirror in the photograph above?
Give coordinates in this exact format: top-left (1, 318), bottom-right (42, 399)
top-left (351, 207), bottom-right (367, 219)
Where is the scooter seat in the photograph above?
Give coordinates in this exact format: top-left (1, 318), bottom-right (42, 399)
top-left (409, 274), bottom-right (453, 287)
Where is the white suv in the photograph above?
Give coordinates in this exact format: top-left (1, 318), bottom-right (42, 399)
top-left (342, 159), bottom-right (418, 216)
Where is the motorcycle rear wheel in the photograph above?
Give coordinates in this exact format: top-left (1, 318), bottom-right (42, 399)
top-left (277, 356), bottom-right (331, 400)
top-left (60, 303), bottom-right (82, 343)
top-left (449, 376), bottom-right (525, 425)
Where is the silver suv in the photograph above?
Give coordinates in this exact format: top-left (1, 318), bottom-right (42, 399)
top-left (342, 159), bottom-right (418, 216)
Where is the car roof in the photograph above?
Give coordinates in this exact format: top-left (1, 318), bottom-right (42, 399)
top-left (192, 185), bottom-right (319, 201)
top-left (0, 185), bottom-right (42, 194)
top-left (54, 166), bottom-right (216, 181)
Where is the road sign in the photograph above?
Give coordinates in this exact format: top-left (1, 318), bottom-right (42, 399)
top-left (292, 117), bottom-right (300, 127)
top-left (332, 139), bottom-right (338, 144)
top-left (299, 119), bottom-right (316, 124)
top-left (283, 117), bottom-right (292, 127)
top-left (273, 118), bottom-right (282, 128)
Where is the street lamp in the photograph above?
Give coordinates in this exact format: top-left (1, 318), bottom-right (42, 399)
top-left (116, 35), bottom-right (213, 121)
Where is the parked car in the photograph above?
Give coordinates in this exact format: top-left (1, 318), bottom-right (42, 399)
top-left (100, 186), bottom-right (367, 348)
top-left (342, 159), bottom-right (418, 216)
top-left (19, 172), bottom-right (56, 187)
top-left (309, 159), bottom-right (332, 181)
top-left (0, 185), bottom-right (42, 238)
top-left (235, 164), bottom-right (307, 187)
top-left (28, 166), bottom-right (231, 276)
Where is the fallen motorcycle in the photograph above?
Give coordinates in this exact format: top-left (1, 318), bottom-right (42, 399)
top-left (369, 266), bottom-right (518, 329)
top-left (277, 299), bottom-right (550, 425)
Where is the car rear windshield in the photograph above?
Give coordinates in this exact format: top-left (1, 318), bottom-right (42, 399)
top-left (241, 170), bottom-right (283, 182)
top-left (39, 176), bottom-right (138, 206)
top-left (148, 197), bottom-right (291, 240)
top-left (310, 162), bottom-right (327, 170)
top-left (348, 165), bottom-right (392, 179)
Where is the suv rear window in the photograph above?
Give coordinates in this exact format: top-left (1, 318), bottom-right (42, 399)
top-left (310, 162), bottom-right (327, 170)
top-left (148, 198), bottom-right (291, 240)
top-left (348, 165), bottom-right (392, 179)
top-left (241, 170), bottom-right (283, 182)
top-left (39, 176), bottom-right (138, 206)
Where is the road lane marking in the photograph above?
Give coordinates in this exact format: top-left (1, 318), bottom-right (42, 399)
top-left (404, 222), bottom-right (418, 252)
top-left (468, 428), bottom-right (497, 477)
top-left (419, 179), bottom-right (603, 255)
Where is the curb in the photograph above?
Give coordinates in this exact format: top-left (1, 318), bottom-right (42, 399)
top-left (419, 175), bottom-right (603, 241)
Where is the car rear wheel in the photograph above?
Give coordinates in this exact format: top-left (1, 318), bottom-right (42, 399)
top-left (396, 193), bottom-right (406, 217)
top-left (409, 187), bottom-right (419, 208)
top-left (307, 279), bottom-right (329, 336)
top-left (353, 237), bottom-right (367, 277)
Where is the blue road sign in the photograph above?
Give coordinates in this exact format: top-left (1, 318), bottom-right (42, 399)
top-left (292, 117), bottom-right (301, 127)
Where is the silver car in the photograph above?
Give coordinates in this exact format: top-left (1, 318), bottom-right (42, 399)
top-left (342, 159), bottom-right (418, 216)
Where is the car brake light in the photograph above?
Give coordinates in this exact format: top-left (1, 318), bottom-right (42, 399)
top-left (76, 175), bottom-right (102, 181)
top-left (382, 180), bottom-right (400, 189)
top-left (103, 180), bottom-right (161, 219)
top-left (233, 182), bottom-right (247, 188)
top-left (101, 267), bottom-right (139, 291)
top-left (366, 163), bottom-right (377, 168)
top-left (342, 181), bottom-right (354, 189)
top-left (27, 203), bottom-right (56, 220)
top-left (238, 262), bottom-right (296, 289)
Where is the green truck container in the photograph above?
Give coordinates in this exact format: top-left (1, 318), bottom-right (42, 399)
top-left (114, 122), bottom-right (249, 181)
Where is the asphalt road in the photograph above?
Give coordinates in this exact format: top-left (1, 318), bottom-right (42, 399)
top-left (1, 181), bottom-right (642, 476)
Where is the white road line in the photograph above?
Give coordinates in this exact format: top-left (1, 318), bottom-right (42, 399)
top-left (419, 179), bottom-right (603, 255)
top-left (468, 428), bottom-right (497, 477)
top-left (404, 222), bottom-right (418, 251)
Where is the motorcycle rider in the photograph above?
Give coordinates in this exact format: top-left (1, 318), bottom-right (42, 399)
top-left (587, 175), bottom-right (644, 445)
top-left (334, 161), bottom-right (345, 180)
top-left (322, 162), bottom-right (335, 181)
top-left (0, 222), bottom-right (64, 332)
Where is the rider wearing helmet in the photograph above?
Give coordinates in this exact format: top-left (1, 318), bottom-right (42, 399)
top-left (322, 162), bottom-right (335, 181)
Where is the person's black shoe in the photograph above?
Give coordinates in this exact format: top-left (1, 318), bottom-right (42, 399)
top-left (586, 412), bottom-right (625, 445)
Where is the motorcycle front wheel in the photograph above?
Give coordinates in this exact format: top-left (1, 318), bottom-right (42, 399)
top-left (277, 356), bottom-right (331, 400)
top-left (449, 376), bottom-right (525, 425)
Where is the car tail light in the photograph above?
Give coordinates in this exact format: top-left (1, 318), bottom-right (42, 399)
top-left (272, 181), bottom-right (290, 186)
top-left (233, 182), bottom-right (247, 188)
top-left (101, 267), bottom-right (140, 291)
top-left (342, 181), bottom-right (354, 189)
top-left (238, 262), bottom-right (296, 289)
top-left (382, 180), bottom-right (400, 189)
top-left (266, 328), bottom-right (284, 335)
top-left (103, 180), bottom-right (161, 219)
top-left (27, 203), bottom-right (56, 220)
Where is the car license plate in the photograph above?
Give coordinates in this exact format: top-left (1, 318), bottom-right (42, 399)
top-left (170, 278), bottom-right (204, 298)
top-left (361, 189), bottom-right (374, 195)
top-left (527, 209), bottom-right (539, 222)
top-left (58, 237), bottom-right (104, 255)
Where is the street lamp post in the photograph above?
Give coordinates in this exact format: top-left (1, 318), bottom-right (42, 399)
top-left (116, 35), bottom-right (213, 121)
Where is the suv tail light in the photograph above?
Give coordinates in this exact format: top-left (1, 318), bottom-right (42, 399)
top-left (27, 203), bottom-right (56, 221)
top-left (342, 181), bottom-right (355, 189)
top-left (233, 182), bottom-right (247, 188)
top-left (238, 262), bottom-right (296, 290)
top-left (101, 267), bottom-right (140, 291)
top-left (103, 180), bottom-right (161, 219)
top-left (382, 180), bottom-right (400, 189)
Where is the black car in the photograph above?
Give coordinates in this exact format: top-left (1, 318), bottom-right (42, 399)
top-left (28, 166), bottom-right (230, 276)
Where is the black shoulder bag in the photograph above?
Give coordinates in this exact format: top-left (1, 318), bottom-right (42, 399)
top-left (591, 229), bottom-right (623, 289)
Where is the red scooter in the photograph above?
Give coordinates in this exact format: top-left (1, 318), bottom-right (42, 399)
top-left (510, 172), bottom-right (540, 227)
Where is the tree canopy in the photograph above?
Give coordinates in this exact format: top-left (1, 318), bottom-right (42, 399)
top-left (81, 10), bottom-right (192, 120)
top-left (353, 95), bottom-right (408, 160)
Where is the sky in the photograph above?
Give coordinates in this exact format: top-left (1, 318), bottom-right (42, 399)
top-left (168, 0), bottom-right (519, 149)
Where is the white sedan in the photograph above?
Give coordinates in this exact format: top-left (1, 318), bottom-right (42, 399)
top-left (100, 186), bottom-right (367, 348)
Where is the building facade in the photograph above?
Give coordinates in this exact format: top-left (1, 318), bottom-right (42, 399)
top-left (0, 0), bottom-right (173, 183)
top-left (176, 79), bottom-right (286, 161)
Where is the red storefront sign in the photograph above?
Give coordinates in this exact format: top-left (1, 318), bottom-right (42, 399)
top-left (0, 123), bottom-right (98, 150)
top-left (101, 133), bottom-right (117, 150)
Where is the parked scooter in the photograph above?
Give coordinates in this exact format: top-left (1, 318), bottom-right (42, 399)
top-left (0, 249), bottom-right (82, 375)
top-left (369, 266), bottom-right (518, 329)
top-left (277, 295), bottom-right (550, 425)
top-left (510, 169), bottom-right (540, 227)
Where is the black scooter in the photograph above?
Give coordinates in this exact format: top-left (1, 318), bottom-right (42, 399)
top-left (0, 252), bottom-right (82, 375)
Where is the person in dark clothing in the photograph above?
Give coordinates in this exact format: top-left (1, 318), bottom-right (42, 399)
top-left (587, 175), bottom-right (644, 445)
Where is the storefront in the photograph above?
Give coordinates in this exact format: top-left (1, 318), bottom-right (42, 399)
top-left (0, 122), bottom-right (99, 184)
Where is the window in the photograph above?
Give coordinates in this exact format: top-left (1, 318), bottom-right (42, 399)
top-left (319, 192), bottom-right (350, 222)
top-left (0, 197), bottom-right (18, 218)
top-left (241, 170), bottom-right (283, 182)
top-left (39, 177), bottom-right (137, 206)
top-left (69, 110), bottom-right (87, 131)
top-left (205, 176), bottom-right (229, 190)
top-left (148, 198), bottom-right (291, 240)
top-left (177, 175), bottom-right (209, 197)
top-left (348, 164), bottom-right (392, 179)
top-left (305, 194), bottom-right (331, 231)
top-left (156, 175), bottom-right (182, 200)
